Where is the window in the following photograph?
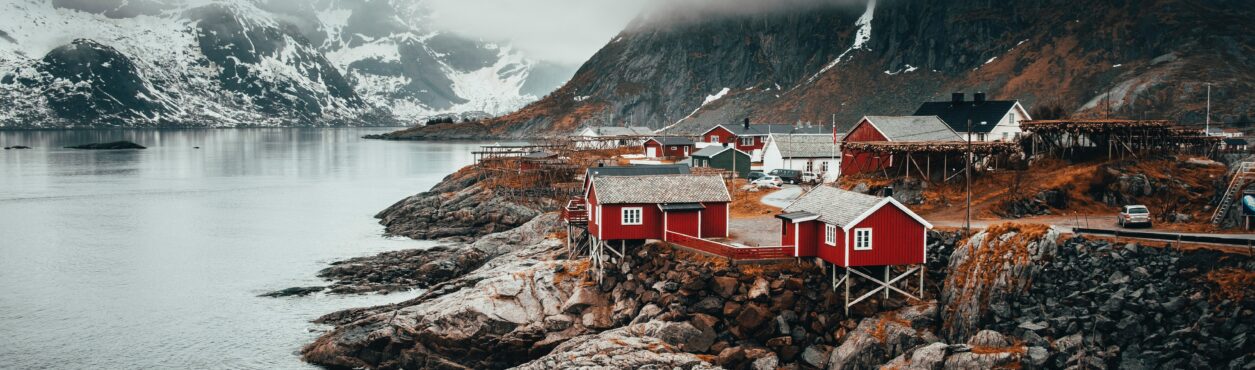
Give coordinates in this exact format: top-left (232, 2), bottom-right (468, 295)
top-left (670, 146), bottom-right (677, 150)
top-left (622, 207), bottom-right (643, 225)
top-left (853, 228), bottom-right (873, 250)
top-left (805, 161), bottom-right (814, 172)
top-left (740, 137), bottom-right (754, 146)
top-left (977, 133), bottom-right (987, 141)
top-left (1002, 132), bottom-right (1009, 141)
top-left (710, 136), bottom-right (720, 143)
top-left (824, 224), bottom-right (837, 245)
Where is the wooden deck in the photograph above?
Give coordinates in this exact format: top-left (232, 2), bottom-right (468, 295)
top-left (665, 231), bottom-right (794, 261)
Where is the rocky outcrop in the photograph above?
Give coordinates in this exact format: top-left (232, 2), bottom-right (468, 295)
top-left (375, 168), bottom-right (549, 241)
top-left (302, 233), bottom-right (577, 369)
top-left (827, 302), bottom-right (940, 370)
top-left (65, 141), bottom-right (147, 150)
top-left (509, 321), bottom-right (721, 370)
top-left (939, 223), bottom-right (1058, 342)
top-left (265, 214), bottom-right (562, 297)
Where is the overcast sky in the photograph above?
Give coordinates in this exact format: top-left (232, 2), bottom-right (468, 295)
top-left (424, 0), bottom-right (656, 65)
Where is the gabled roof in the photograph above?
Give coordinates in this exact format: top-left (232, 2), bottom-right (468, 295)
top-left (767, 134), bottom-right (839, 158)
top-left (691, 145), bottom-right (749, 158)
top-left (707, 123), bottom-right (830, 137)
top-left (586, 164), bottom-right (691, 179)
top-left (782, 186), bottom-right (932, 229)
top-left (592, 175), bottom-right (731, 204)
top-left (582, 126), bottom-right (655, 136)
top-left (859, 116), bottom-right (963, 142)
top-left (647, 136), bottom-right (695, 146)
top-left (913, 100), bottom-right (1025, 134)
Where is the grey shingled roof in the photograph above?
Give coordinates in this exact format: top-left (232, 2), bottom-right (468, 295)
top-left (783, 186), bottom-right (884, 227)
top-left (863, 116), bottom-right (962, 142)
top-left (593, 175), bottom-right (731, 204)
top-left (769, 134), bottom-right (839, 158)
top-left (586, 126), bottom-right (655, 136)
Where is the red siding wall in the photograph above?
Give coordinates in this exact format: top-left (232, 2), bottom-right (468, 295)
top-left (704, 126), bottom-right (736, 146)
top-left (781, 220), bottom-right (796, 246)
top-left (665, 210), bottom-right (700, 237)
top-left (598, 203), bottom-right (664, 240)
top-left (812, 222), bottom-right (844, 263)
top-left (588, 187), bottom-right (601, 239)
top-left (700, 202), bottom-right (728, 238)
top-left (795, 221), bottom-right (818, 257)
top-left (846, 205), bottom-right (926, 266)
top-left (841, 119), bottom-right (893, 175)
top-left (646, 140), bottom-right (693, 158)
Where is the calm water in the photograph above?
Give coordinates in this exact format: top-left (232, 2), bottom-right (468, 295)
top-left (0, 129), bottom-right (483, 369)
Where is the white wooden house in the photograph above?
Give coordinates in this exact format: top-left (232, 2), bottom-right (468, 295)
top-left (761, 134), bottom-right (841, 182)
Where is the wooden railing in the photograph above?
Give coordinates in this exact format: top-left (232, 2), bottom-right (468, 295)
top-left (563, 197), bottom-right (588, 224)
top-left (665, 231), bottom-right (795, 261)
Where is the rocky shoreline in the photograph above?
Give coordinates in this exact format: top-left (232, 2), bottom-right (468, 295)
top-left (285, 164), bottom-right (1254, 369)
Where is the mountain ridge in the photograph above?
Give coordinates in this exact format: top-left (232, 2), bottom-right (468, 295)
top-left (384, 0), bottom-right (1254, 140)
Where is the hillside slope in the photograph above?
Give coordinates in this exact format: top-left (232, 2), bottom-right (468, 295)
top-left (387, 0), bottom-right (1255, 139)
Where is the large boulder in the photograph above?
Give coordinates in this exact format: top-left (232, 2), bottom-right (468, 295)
top-left (939, 223), bottom-right (1059, 342)
top-left (375, 169), bottom-right (548, 241)
top-left (509, 321), bottom-right (721, 370)
top-left (827, 302), bottom-right (939, 369)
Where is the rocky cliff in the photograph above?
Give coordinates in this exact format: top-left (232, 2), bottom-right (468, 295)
top-left (389, 0), bottom-right (1255, 139)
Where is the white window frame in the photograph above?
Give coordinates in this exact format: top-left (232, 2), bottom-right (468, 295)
top-left (824, 224), bottom-right (836, 245)
top-left (740, 137), bottom-right (754, 146)
top-left (710, 136), bottom-right (721, 144)
top-left (622, 207), bottom-right (643, 225)
top-left (853, 228), bottom-right (873, 250)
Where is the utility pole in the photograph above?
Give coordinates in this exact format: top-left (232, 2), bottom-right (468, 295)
top-left (966, 118), bottom-right (973, 237)
top-left (831, 113), bottom-right (837, 183)
top-left (1206, 83), bottom-right (1212, 134)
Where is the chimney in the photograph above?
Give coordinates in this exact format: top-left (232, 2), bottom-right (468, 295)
top-left (951, 92), bottom-right (965, 104)
top-left (882, 186), bottom-right (894, 197)
top-left (743, 117), bottom-right (751, 131)
top-left (722, 142), bottom-right (729, 148)
top-left (974, 92), bottom-right (986, 103)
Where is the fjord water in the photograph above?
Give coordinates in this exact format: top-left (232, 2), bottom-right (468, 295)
top-left (0, 129), bottom-right (480, 369)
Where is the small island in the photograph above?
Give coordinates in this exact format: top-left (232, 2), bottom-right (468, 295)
top-left (65, 141), bottom-right (146, 150)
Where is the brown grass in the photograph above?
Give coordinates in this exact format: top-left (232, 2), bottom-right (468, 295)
top-left (942, 223), bottom-right (1051, 332)
top-left (869, 312), bottom-right (912, 343)
top-left (1205, 267), bottom-right (1255, 302)
top-left (729, 179), bottom-right (782, 218)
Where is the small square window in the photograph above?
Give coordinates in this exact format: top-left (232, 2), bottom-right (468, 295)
top-left (853, 228), bottom-right (873, 250)
top-left (740, 137), bottom-right (754, 146)
top-left (622, 208), bottom-right (643, 225)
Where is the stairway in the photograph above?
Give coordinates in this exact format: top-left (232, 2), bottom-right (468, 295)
top-left (1211, 161), bottom-right (1255, 225)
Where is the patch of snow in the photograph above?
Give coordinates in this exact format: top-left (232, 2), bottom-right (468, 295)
top-left (806, 0), bottom-right (876, 83)
top-left (884, 64), bottom-right (918, 75)
top-left (985, 57), bottom-right (998, 65)
top-left (1112, 64), bottom-right (1122, 68)
top-left (573, 95), bottom-right (590, 102)
top-left (703, 87), bottom-right (730, 105)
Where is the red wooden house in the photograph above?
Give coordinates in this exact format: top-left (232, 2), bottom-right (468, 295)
top-left (840, 116), bottom-right (961, 175)
top-left (587, 174), bottom-right (731, 242)
top-left (776, 186), bottom-right (932, 312)
top-left (701, 119), bottom-right (828, 159)
top-left (644, 137), bottom-right (696, 159)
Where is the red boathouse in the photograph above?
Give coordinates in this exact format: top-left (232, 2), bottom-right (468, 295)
top-left (587, 174), bottom-right (730, 242)
top-left (776, 186), bottom-right (933, 312)
top-left (643, 137), bottom-right (696, 159)
top-left (840, 116), bottom-right (961, 175)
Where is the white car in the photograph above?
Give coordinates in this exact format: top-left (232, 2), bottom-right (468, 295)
top-left (801, 171), bottom-right (820, 184)
top-left (751, 175), bottom-right (784, 188)
top-left (1118, 205), bottom-right (1152, 228)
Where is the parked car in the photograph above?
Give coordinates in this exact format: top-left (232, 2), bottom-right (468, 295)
top-left (1118, 205), bottom-right (1152, 228)
top-left (768, 169), bottom-right (802, 184)
top-left (800, 171), bottom-right (821, 184)
top-left (751, 175), bottom-right (784, 188)
top-left (747, 171), bottom-right (766, 181)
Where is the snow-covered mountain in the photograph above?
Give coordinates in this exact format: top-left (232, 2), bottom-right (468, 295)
top-left (0, 0), bottom-right (574, 128)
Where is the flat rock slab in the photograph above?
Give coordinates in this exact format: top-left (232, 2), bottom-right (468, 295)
top-left (65, 141), bottom-right (146, 150)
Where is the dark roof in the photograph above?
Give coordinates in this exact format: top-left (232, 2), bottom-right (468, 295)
top-left (692, 145), bottom-right (749, 158)
top-left (593, 175), bottom-right (731, 204)
top-left (586, 164), bottom-right (691, 179)
top-left (660, 203), bottom-right (706, 211)
top-left (648, 136), bottom-right (695, 146)
top-left (776, 211), bottom-right (818, 221)
top-left (711, 124), bottom-right (830, 137)
top-left (523, 151), bottom-right (557, 159)
top-left (1225, 138), bottom-right (1249, 145)
top-left (913, 100), bottom-right (1021, 134)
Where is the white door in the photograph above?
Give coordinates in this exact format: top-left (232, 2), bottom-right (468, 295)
top-left (647, 147), bottom-right (658, 158)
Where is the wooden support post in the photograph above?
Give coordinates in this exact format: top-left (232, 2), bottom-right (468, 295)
top-left (844, 268), bottom-right (850, 316)
top-left (884, 266), bottom-right (890, 300)
top-left (919, 265), bottom-right (925, 297)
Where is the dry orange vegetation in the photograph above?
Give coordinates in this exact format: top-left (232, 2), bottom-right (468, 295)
top-left (729, 180), bottom-right (782, 218)
top-left (869, 312), bottom-right (912, 343)
top-left (941, 223), bottom-right (1051, 333)
top-left (1205, 267), bottom-right (1255, 302)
